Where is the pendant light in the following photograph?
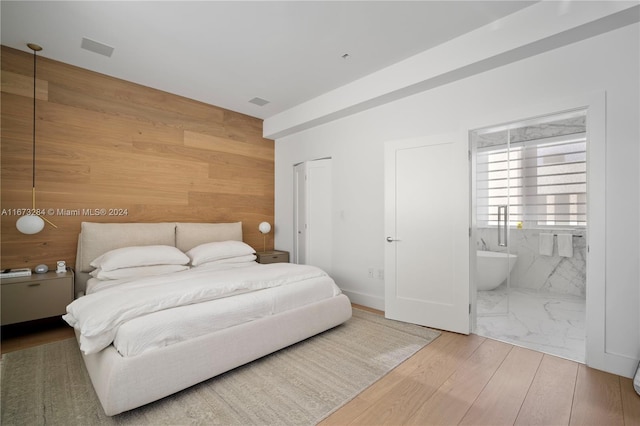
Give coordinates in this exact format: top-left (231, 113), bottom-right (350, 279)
top-left (16, 43), bottom-right (57, 234)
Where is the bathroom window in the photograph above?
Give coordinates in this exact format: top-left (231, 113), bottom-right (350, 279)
top-left (477, 132), bottom-right (587, 228)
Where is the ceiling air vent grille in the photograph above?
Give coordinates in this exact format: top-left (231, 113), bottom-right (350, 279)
top-left (249, 97), bottom-right (270, 107)
top-left (81, 37), bottom-right (114, 57)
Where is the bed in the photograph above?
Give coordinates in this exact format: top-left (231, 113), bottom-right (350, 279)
top-left (68, 221), bottom-right (352, 416)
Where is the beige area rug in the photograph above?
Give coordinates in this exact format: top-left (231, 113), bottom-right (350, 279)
top-left (1, 309), bottom-right (439, 425)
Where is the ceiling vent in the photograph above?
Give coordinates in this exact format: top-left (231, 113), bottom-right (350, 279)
top-left (81, 37), bottom-right (114, 57)
top-left (249, 97), bottom-right (270, 107)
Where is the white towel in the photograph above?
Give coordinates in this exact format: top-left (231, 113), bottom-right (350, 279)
top-left (539, 233), bottom-right (554, 256)
top-left (557, 234), bottom-right (573, 258)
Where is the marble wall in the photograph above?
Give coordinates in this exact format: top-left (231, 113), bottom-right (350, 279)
top-left (474, 112), bottom-right (587, 298)
top-left (476, 227), bottom-right (586, 296)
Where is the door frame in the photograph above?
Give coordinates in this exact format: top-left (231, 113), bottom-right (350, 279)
top-left (465, 91), bottom-right (610, 372)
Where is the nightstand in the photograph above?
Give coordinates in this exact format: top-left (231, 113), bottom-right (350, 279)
top-left (1, 269), bottom-right (74, 325)
top-left (256, 250), bottom-right (290, 264)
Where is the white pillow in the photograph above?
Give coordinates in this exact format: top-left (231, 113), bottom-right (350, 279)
top-left (193, 254), bottom-right (257, 268)
top-left (90, 264), bottom-right (190, 280)
top-left (90, 245), bottom-right (190, 271)
top-left (186, 240), bottom-right (256, 266)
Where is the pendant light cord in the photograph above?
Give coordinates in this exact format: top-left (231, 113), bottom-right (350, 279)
top-left (32, 47), bottom-right (37, 190)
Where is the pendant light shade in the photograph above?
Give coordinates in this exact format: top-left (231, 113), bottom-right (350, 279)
top-left (258, 222), bottom-right (271, 234)
top-left (17, 43), bottom-right (56, 235)
top-left (16, 214), bottom-right (45, 234)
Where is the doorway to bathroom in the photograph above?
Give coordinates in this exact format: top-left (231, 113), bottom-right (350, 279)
top-left (471, 109), bottom-right (587, 363)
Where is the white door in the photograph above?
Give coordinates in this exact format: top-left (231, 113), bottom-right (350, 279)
top-left (294, 163), bottom-right (307, 264)
top-left (294, 159), bottom-right (333, 273)
top-left (384, 135), bottom-right (470, 334)
top-left (306, 159), bottom-right (332, 273)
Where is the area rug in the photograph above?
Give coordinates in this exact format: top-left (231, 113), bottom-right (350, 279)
top-left (1, 308), bottom-right (439, 425)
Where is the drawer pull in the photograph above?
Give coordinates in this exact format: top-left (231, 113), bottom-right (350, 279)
top-left (28, 283), bottom-right (41, 287)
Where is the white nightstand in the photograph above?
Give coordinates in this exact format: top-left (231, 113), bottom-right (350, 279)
top-left (256, 250), bottom-right (290, 264)
top-left (1, 269), bottom-right (74, 325)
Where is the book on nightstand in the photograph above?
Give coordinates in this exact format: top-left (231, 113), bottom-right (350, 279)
top-left (0, 268), bottom-right (32, 279)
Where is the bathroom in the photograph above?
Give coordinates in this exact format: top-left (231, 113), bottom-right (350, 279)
top-left (472, 109), bottom-right (588, 362)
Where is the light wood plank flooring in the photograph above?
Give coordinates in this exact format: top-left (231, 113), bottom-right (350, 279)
top-left (1, 317), bottom-right (74, 355)
top-left (323, 305), bottom-right (639, 426)
top-left (2, 308), bottom-right (639, 425)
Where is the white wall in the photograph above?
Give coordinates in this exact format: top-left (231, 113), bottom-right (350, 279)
top-left (274, 22), bottom-right (639, 378)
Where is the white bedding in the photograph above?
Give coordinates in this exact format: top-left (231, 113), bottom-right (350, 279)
top-left (114, 273), bottom-right (340, 356)
top-left (64, 262), bottom-right (334, 355)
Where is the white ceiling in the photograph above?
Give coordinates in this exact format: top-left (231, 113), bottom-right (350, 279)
top-left (1, 1), bottom-right (536, 120)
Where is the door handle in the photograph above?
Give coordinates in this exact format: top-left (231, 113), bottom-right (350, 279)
top-left (386, 237), bottom-right (401, 242)
top-left (497, 205), bottom-right (508, 247)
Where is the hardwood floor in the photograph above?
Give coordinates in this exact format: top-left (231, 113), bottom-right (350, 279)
top-left (1, 317), bottom-right (74, 354)
top-left (1, 307), bottom-right (638, 425)
top-left (323, 305), bottom-right (640, 426)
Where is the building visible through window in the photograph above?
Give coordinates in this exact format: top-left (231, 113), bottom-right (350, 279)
top-left (475, 111), bottom-right (587, 229)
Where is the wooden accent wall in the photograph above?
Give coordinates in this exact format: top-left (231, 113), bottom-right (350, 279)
top-left (1, 45), bottom-right (274, 270)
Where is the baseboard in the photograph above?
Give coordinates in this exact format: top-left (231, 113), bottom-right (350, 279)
top-left (588, 351), bottom-right (640, 379)
top-left (341, 289), bottom-right (384, 311)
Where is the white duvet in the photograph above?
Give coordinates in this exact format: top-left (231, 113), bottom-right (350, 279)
top-left (63, 263), bottom-right (330, 355)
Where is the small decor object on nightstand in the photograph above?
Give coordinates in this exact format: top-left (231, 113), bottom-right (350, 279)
top-left (34, 264), bottom-right (49, 273)
top-left (56, 260), bottom-right (66, 273)
top-left (0, 268), bottom-right (32, 279)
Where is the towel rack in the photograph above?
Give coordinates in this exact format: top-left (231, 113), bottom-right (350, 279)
top-left (537, 234), bottom-right (583, 238)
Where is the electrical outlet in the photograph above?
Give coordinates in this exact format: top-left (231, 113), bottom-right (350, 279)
top-left (377, 269), bottom-right (384, 280)
top-left (368, 268), bottom-right (374, 279)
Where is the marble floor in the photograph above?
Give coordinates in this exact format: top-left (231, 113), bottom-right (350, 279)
top-left (475, 285), bottom-right (586, 362)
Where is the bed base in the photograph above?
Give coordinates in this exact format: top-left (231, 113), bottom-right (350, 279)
top-left (78, 294), bottom-right (352, 416)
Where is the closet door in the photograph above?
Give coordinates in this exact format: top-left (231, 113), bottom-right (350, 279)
top-left (294, 163), bottom-right (307, 264)
top-left (294, 159), bottom-right (332, 274)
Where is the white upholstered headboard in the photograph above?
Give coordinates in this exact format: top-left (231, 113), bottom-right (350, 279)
top-left (74, 221), bottom-right (243, 295)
